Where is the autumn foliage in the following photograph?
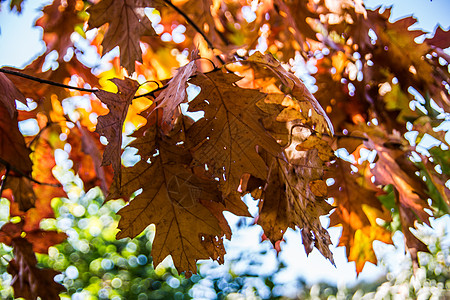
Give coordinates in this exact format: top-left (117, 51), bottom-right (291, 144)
top-left (0, 0), bottom-right (449, 298)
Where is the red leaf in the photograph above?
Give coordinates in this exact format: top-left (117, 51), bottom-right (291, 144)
top-left (0, 73), bottom-right (26, 118)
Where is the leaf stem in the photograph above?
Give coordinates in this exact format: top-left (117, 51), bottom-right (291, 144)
top-left (162, 0), bottom-right (226, 65)
top-left (0, 68), bottom-right (97, 93)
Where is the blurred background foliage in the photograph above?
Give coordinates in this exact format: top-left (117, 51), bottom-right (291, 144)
top-left (0, 185), bottom-right (448, 299)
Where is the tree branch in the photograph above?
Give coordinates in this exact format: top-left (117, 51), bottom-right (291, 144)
top-left (133, 84), bottom-right (168, 99)
top-left (0, 68), bottom-right (97, 93)
top-left (0, 158), bottom-right (62, 188)
top-left (162, 0), bottom-right (226, 65)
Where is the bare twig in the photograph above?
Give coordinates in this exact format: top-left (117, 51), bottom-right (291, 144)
top-left (133, 84), bottom-right (168, 99)
top-left (0, 68), bottom-right (97, 93)
top-left (0, 166), bottom-right (10, 197)
top-left (0, 158), bottom-right (62, 188)
top-left (27, 122), bottom-right (55, 147)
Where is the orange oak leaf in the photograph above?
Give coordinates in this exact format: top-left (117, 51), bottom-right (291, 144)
top-left (87, 0), bottom-right (160, 73)
top-left (94, 77), bottom-right (140, 189)
top-left (327, 159), bottom-right (392, 274)
top-left (187, 70), bottom-right (281, 196)
top-left (25, 230), bottom-right (68, 254)
top-left (8, 238), bottom-right (65, 300)
top-left (9, 135), bottom-right (66, 232)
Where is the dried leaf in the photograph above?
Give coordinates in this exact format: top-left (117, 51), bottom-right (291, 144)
top-left (68, 124), bottom-right (113, 194)
top-left (258, 135), bottom-right (335, 263)
top-left (8, 238), bottom-right (65, 299)
top-left (113, 128), bottom-right (228, 275)
top-left (154, 52), bottom-right (199, 133)
top-left (0, 104), bottom-right (32, 175)
top-left (3, 176), bottom-right (36, 211)
top-left (87, 0), bottom-right (159, 72)
top-left (187, 70), bottom-right (281, 196)
top-left (247, 52), bottom-right (333, 134)
top-left (0, 73), bottom-right (26, 118)
top-left (94, 77), bottom-right (140, 189)
top-left (425, 26), bottom-right (450, 49)
top-left (35, 0), bottom-right (84, 58)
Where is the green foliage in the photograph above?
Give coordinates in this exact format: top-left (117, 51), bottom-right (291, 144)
top-left (1, 190), bottom-right (196, 299)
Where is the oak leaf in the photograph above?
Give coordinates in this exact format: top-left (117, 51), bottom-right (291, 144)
top-left (368, 136), bottom-right (431, 268)
top-left (35, 0), bottom-right (84, 58)
top-left (0, 73), bottom-right (26, 118)
top-left (8, 238), bottom-right (65, 300)
top-left (257, 130), bottom-right (335, 262)
top-left (0, 104), bottom-right (32, 175)
top-left (10, 136), bottom-right (66, 232)
top-left (87, 0), bottom-right (159, 73)
top-left (247, 52), bottom-right (333, 134)
top-left (67, 124), bottom-right (113, 194)
top-left (327, 159), bottom-right (392, 273)
top-left (94, 77), bottom-right (140, 189)
top-left (113, 128), bottom-right (231, 275)
top-left (187, 70), bottom-right (281, 196)
top-left (0, 221), bottom-right (67, 254)
top-left (425, 26), bottom-right (450, 49)
top-left (3, 176), bottom-right (36, 211)
top-left (154, 52), bottom-right (199, 133)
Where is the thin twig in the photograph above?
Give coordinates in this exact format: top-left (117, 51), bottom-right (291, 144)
top-left (0, 68), bottom-right (98, 93)
top-left (27, 122), bottom-right (54, 147)
top-left (331, 133), bottom-right (368, 141)
top-left (0, 158), bottom-right (62, 188)
top-left (162, 0), bottom-right (226, 65)
top-left (0, 167), bottom-right (10, 197)
top-left (133, 84), bottom-right (168, 99)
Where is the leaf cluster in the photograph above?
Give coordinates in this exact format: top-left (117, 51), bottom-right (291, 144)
top-left (0, 0), bottom-right (449, 298)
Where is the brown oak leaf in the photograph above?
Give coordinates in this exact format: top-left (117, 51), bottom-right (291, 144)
top-left (3, 176), bottom-right (36, 211)
top-left (87, 0), bottom-right (160, 73)
top-left (0, 104), bottom-right (32, 175)
top-left (257, 135), bottom-right (335, 263)
top-left (154, 51), bottom-right (199, 133)
top-left (94, 77), bottom-right (140, 190)
top-left (247, 52), bottom-right (333, 135)
top-left (0, 73), bottom-right (26, 118)
top-left (113, 127), bottom-right (230, 275)
top-left (187, 70), bottom-right (281, 196)
top-left (8, 238), bottom-right (65, 300)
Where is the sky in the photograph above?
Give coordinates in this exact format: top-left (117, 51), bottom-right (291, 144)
top-left (0, 0), bottom-right (449, 293)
